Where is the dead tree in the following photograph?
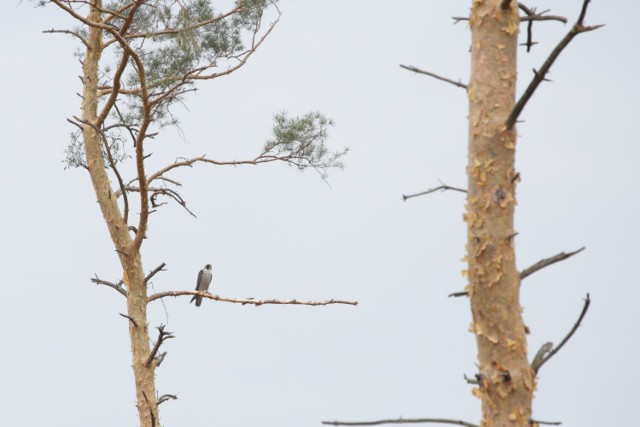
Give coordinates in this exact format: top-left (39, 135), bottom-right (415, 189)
top-left (325, 1), bottom-right (599, 426)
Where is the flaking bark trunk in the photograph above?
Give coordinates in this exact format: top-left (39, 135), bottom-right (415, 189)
top-left (466, 2), bottom-right (534, 426)
top-left (81, 3), bottom-right (159, 426)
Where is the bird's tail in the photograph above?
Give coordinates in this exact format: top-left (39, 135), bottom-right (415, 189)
top-left (190, 295), bottom-right (202, 307)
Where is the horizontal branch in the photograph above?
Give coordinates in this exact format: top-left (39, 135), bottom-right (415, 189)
top-left (403, 183), bottom-right (467, 201)
top-left (533, 293), bottom-right (591, 373)
top-left (322, 418), bottom-right (478, 427)
top-left (147, 290), bottom-right (358, 307)
top-left (453, 3), bottom-right (567, 24)
top-left (530, 419), bottom-right (561, 426)
top-left (400, 65), bottom-right (467, 90)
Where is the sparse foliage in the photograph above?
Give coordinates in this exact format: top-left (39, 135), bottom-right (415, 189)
top-left (43, 1), bottom-right (350, 426)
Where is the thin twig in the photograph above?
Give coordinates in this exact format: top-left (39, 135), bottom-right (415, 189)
top-left (146, 325), bottom-right (175, 367)
top-left (400, 65), bottom-right (467, 90)
top-left (119, 313), bottom-right (137, 327)
top-left (148, 291), bottom-right (358, 306)
top-left (91, 275), bottom-right (128, 297)
top-left (145, 262), bottom-right (167, 284)
top-left (520, 247), bottom-right (585, 279)
top-left (506, 0), bottom-right (603, 129)
top-left (403, 182), bottom-right (467, 201)
top-left (322, 418), bottom-right (478, 427)
top-left (533, 293), bottom-right (590, 373)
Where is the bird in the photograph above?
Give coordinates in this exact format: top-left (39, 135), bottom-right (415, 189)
top-left (190, 264), bottom-right (213, 307)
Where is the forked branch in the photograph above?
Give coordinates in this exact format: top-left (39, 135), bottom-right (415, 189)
top-left (402, 182), bottom-right (466, 201)
top-left (506, 0), bottom-right (604, 129)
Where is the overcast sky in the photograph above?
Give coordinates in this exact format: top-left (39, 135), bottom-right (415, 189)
top-left (1, 1), bottom-right (638, 426)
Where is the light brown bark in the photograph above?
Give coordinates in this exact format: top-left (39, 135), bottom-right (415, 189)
top-left (466, 1), bottom-right (534, 426)
top-left (81, 2), bottom-right (158, 426)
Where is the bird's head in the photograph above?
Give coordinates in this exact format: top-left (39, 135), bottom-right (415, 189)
top-left (205, 264), bottom-right (212, 270)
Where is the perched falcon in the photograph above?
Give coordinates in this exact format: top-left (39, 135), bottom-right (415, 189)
top-left (190, 264), bottom-right (213, 307)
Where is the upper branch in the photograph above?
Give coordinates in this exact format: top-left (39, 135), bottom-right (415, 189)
top-left (145, 262), bottom-right (167, 284)
top-left (506, 0), bottom-right (604, 129)
top-left (402, 182), bottom-right (466, 201)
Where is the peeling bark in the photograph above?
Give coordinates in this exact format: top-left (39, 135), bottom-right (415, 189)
top-left (466, 1), bottom-right (534, 426)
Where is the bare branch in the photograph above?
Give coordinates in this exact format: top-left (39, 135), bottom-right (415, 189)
top-left (91, 274), bottom-right (127, 297)
top-left (464, 373), bottom-right (480, 385)
top-left (157, 394), bottom-right (177, 405)
top-left (518, 3), bottom-right (567, 23)
top-left (520, 247), bottom-right (585, 279)
top-left (403, 182), bottom-right (467, 201)
top-left (322, 418), bottom-right (478, 427)
top-left (448, 291), bottom-right (469, 298)
top-left (450, 247), bottom-right (585, 297)
top-left (146, 325), bottom-right (175, 367)
top-left (506, 0), bottom-right (604, 129)
top-left (530, 420), bottom-right (561, 426)
top-left (119, 313), bottom-right (137, 327)
top-left (42, 28), bottom-right (89, 47)
top-left (400, 65), bottom-right (467, 90)
top-left (533, 294), bottom-right (591, 373)
top-left (148, 291), bottom-right (358, 306)
top-left (454, 3), bottom-right (567, 25)
top-left (145, 262), bottom-right (167, 284)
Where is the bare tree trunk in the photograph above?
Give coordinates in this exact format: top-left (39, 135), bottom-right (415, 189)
top-left (466, 2), bottom-right (534, 426)
top-left (81, 3), bottom-right (158, 426)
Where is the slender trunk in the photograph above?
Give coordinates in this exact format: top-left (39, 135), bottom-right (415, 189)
top-left (466, 2), bottom-right (534, 426)
top-left (82, 3), bottom-right (159, 426)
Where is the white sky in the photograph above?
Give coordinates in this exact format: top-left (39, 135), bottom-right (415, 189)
top-left (1, 1), bottom-right (638, 426)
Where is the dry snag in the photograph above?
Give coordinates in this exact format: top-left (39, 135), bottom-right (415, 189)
top-left (326, 1), bottom-right (599, 426)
